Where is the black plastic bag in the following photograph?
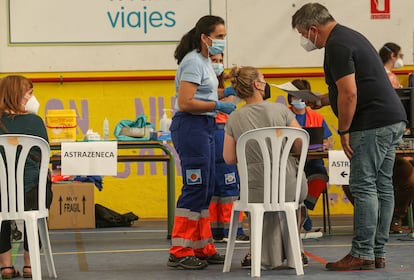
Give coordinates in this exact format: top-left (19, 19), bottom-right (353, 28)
top-left (95, 203), bottom-right (139, 228)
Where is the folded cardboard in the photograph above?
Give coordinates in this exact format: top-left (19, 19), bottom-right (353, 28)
top-left (48, 182), bottom-right (95, 229)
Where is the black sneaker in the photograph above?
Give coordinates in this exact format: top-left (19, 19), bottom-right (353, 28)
top-left (213, 234), bottom-right (225, 243)
top-left (241, 252), bottom-right (251, 268)
top-left (236, 234), bottom-right (250, 243)
top-left (167, 254), bottom-right (208, 269)
top-left (199, 253), bottom-right (225, 264)
top-left (302, 252), bottom-right (309, 267)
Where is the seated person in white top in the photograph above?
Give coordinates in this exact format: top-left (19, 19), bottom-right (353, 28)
top-left (379, 42), bottom-right (404, 89)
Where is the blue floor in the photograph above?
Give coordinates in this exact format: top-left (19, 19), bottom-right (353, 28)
top-left (10, 216), bottom-right (414, 279)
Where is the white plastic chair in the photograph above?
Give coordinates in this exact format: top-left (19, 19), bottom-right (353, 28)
top-left (223, 127), bottom-right (309, 277)
top-left (0, 134), bottom-right (57, 280)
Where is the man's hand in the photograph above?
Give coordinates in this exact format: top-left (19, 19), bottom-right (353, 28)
top-left (306, 93), bottom-right (329, 110)
top-left (340, 133), bottom-right (353, 159)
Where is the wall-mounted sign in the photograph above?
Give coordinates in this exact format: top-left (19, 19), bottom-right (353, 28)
top-left (8, 0), bottom-right (211, 45)
top-left (370, 0), bottom-right (390, 19)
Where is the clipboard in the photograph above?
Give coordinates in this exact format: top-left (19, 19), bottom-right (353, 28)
top-left (271, 82), bottom-right (321, 103)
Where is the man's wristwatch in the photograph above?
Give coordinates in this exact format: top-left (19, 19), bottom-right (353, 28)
top-left (338, 129), bottom-right (350, 136)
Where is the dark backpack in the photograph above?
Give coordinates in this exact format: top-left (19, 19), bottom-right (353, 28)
top-left (95, 203), bottom-right (139, 228)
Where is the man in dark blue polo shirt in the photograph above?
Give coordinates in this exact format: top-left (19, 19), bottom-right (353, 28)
top-left (292, 2), bottom-right (407, 271)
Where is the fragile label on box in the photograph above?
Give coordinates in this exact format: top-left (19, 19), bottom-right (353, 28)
top-left (48, 183), bottom-right (95, 229)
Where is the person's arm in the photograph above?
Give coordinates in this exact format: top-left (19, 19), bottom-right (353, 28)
top-left (336, 73), bottom-right (357, 159)
top-left (29, 115), bottom-right (49, 142)
top-left (177, 81), bottom-right (217, 113)
top-left (320, 94), bottom-right (331, 106)
top-left (223, 133), bottom-right (237, 165)
top-left (323, 137), bottom-right (331, 151)
top-left (217, 87), bottom-right (225, 99)
top-left (322, 119), bottom-right (332, 150)
top-left (388, 72), bottom-right (402, 89)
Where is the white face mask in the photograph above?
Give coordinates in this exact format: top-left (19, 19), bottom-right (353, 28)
top-left (25, 95), bottom-right (40, 114)
top-left (300, 29), bottom-right (318, 52)
top-left (394, 58), bottom-right (404, 69)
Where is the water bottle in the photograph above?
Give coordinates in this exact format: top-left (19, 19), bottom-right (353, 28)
top-left (103, 118), bottom-right (109, 140)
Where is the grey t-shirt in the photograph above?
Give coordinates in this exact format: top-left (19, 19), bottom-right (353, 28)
top-left (225, 101), bottom-right (307, 203)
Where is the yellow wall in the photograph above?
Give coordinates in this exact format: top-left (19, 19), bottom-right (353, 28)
top-left (4, 66), bottom-right (413, 218)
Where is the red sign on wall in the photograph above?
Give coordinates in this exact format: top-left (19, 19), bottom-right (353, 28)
top-left (371, 0), bottom-right (390, 19)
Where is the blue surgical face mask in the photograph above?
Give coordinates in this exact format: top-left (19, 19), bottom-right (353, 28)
top-left (208, 37), bottom-right (226, 55)
top-left (211, 63), bottom-right (224, 76)
top-left (291, 100), bottom-right (306, 110)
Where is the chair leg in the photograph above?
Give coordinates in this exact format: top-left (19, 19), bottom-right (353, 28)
top-left (25, 218), bottom-right (42, 280)
top-left (223, 210), bottom-right (241, 273)
top-left (249, 209), bottom-right (264, 278)
top-left (38, 218), bottom-right (57, 278)
top-left (322, 186), bottom-right (332, 234)
top-left (284, 207), bottom-right (304, 276)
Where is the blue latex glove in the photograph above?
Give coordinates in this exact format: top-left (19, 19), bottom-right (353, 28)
top-left (215, 101), bottom-right (236, 114)
top-left (224, 86), bottom-right (236, 97)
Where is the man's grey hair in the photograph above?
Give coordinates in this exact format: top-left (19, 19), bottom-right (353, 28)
top-left (291, 2), bottom-right (335, 29)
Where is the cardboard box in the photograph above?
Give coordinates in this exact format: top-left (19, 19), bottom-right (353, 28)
top-left (48, 182), bottom-right (95, 229)
top-left (46, 109), bottom-right (77, 143)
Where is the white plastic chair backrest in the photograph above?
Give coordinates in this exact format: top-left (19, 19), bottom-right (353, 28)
top-left (236, 127), bottom-right (309, 208)
top-left (0, 134), bottom-right (50, 215)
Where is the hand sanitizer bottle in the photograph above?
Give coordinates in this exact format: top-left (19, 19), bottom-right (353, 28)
top-left (103, 118), bottom-right (109, 140)
top-left (160, 109), bottom-right (172, 132)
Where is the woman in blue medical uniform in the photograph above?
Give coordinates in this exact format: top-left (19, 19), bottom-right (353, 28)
top-left (167, 15), bottom-right (236, 270)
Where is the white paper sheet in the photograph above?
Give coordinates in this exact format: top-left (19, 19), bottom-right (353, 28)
top-left (271, 82), bottom-right (321, 102)
top-left (328, 150), bottom-right (350, 185)
top-left (61, 141), bottom-right (118, 176)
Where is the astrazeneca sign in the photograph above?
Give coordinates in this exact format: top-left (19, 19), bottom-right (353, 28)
top-left (8, 0), bottom-right (211, 45)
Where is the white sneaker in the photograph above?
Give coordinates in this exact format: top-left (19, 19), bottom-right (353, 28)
top-left (223, 234), bottom-right (250, 243)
